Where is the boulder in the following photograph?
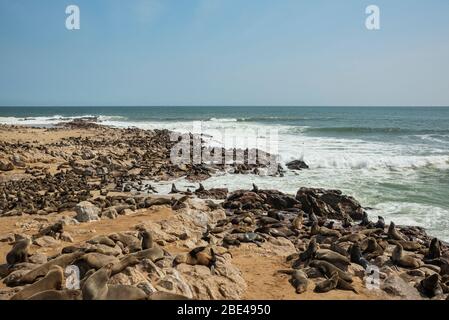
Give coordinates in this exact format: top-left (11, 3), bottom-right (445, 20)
top-left (33, 236), bottom-right (61, 248)
top-left (0, 159), bottom-right (14, 171)
top-left (381, 275), bottom-right (422, 299)
top-left (286, 159), bottom-right (309, 170)
top-left (74, 201), bottom-right (100, 222)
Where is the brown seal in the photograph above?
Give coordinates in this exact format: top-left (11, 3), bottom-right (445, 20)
top-left (391, 244), bottom-right (422, 268)
top-left (11, 266), bottom-right (64, 300)
top-left (28, 290), bottom-right (82, 300)
top-left (314, 272), bottom-right (339, 293)
top-left (6, 239), bottom-right (31, 265)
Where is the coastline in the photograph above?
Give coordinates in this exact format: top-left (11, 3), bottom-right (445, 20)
top-left (0, 122), bottom-right (448, 300)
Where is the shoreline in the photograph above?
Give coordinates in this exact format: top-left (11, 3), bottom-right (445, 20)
top-left (0, 122), bottom-right (448, 300)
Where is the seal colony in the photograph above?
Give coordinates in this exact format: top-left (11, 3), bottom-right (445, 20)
top-left (1, 122), bottom-right (449, 300)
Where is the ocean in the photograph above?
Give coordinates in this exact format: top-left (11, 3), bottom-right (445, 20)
top-left (1, 106), bottom-right (449, 240)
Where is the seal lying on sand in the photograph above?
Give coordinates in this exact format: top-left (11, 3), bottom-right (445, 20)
top-left (278, 269), bottom-right (310, 294)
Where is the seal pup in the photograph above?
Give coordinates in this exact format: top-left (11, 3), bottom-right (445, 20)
top-left (391, 244), bottom-right (422, 268)
top-left (11, 266), bottom-right (64, 300)
top-left (6, 238), bottom-right (31, 265)
top-left (174, 246), bottom-right (217, 272)
top-left (292, 212), bottom-right (303, 231)
top-left (28, 290), bottom-right (82, 300)
top-left (388, 222), bottom-right (406, 241)
top-left (278, 270), bottom-right (309, 294)
top-left (314, 272), bottom-right (339, 293)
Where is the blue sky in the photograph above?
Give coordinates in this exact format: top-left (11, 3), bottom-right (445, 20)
top-left (1, 0), bottom-right (449, 106)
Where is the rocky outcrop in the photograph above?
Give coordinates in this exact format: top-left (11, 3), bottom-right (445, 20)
top-left (74, 202), bottom-right (101, 222)
top-left (286, 160), bottom-right (309, 170)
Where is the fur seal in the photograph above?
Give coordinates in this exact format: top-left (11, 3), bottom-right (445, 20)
top-left (75, 253), bottom-right (118, 272)
top-left (110, 255), bottom-right (140, 275)
top-left (417, 274), bottom-right (443, 298)
top-left (292, 213), bottom-right (303, 231)
top-left (391, 244), bottom-right (422, 268)
top-left (349, 243), bottom-right (369, 269)
top-left (359, 212), bottom-right (371, 226)
top-left (87, 235), bottom-right (116, 247)
top-left (251, 183), bottom-right (259, 193)
top-left (128, 246), bottom-right (164, 262)
top-left (174, 247), bottom-right (217, 271)
top-left (170, 183), bottom-right (180, 194)
top-left (105, 285), bottom-right (147, 300)
top-left (196, 183), bottom-right (205, 192)
top-left (278, 269), bottom-right (309, 294)
top-left (314, 272), bottom-right (339, 293)
top-left (6, 239), bottom-right (31, 265)
top-left (16, 251), bottom-right (84, 285)
top-left (28, 289), bottom-right (82, 300)
top-left (109, 233), bottom-right (141, 253)
top-left (293, 238), bottom-right (318, 268)
top-left (310, 260), bottom-right (353, 283)
top-left (337, 233), bottom-right (366, 243)
top-left (311, 222), bottom-right (341, 238)
top-left (315, 249), bottom-right (351, 266)
top-left (425, 238), bottom-right (441, 260)
top-left (148, 292), bottom-right (191, 300)
top-left (11, 266), bottom-right (64, 300)
top-left (388, 222), bottom-right (406, 241)
top-left (374, 216), bottom-right (385, 229)
top-left (82, 264), bottom-right (112, 300)
top-left (140, 230), bottom-right (154, 250)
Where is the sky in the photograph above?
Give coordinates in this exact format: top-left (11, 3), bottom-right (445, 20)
top-left (0, 0), bottom-right (449, 107)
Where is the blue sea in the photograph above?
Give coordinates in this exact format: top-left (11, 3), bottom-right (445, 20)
top-left (1, 106), bottom-right (449, 240)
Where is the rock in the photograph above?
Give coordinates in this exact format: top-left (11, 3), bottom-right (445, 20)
top-left (0, 159), bottom-right (14, 171)
top-left (348, 263), bottom-right (366, 279)
top-left (74, 201), bottom-right (101, 222)
top-left (101, 208), bottom-right (118, 219)
top-left (81, 149), bottom-right (95, 160)
top-left (28, 253), bottom-right (48, 265)
top-left (381, 275), bottom-right (422, 299)
top-left (109, 267), bottom-right (148, 286)
top-left (295, 187), bottom-right (365, 220)
top-left (33, 236), bottom-right (61, 247)
top-left (286, 159), bottom-right (309, 170)
top-left (175, 259), bottom-right (246, 299)
top-left (11, 154), bottom-right (26, 167)
top-left (137, 282), bottom-right (157, 295)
